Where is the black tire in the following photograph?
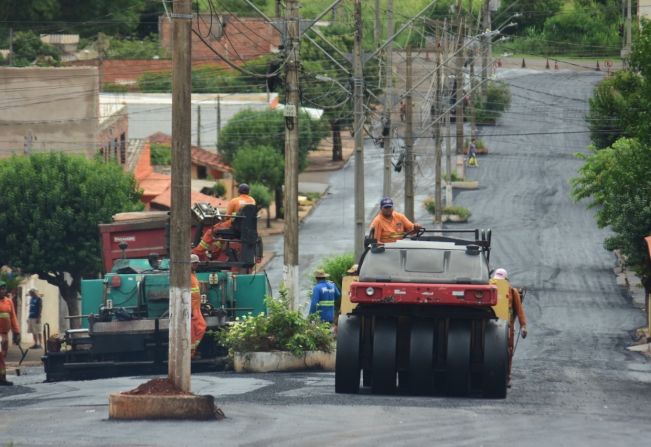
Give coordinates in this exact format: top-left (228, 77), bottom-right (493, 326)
top-left (482, 319), bottom-right (509, 399)
top-left (446, 319), bottom-right (471, 396)
top-left (335, 315), bottom-right (361, 393)
top-left (372, 317), bottom-right (398, 394)
top-left (408, 319), bottom-right (435, 395)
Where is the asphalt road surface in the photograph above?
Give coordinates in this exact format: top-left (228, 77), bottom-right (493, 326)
top-left (2, 70), bottom-right (650, 446)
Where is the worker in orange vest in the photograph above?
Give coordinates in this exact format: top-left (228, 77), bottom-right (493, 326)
top-left (193, 183), bottom-right (256, 260)
top-left (492, 268), bottom-right (527, 388)
top-left (0, 281), bottom-right (20, 386)
top-left (190, 254), bottom-right (207, 359)
top-left (369, 197), bottom-right (422, 244)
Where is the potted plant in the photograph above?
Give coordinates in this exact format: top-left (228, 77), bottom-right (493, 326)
top-left (214, 290), bottom-right (335, 372)
top-left (423, 198), bottom-right (471, 223)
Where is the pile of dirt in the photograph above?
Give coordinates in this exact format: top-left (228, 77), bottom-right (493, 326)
top-left (122, 378), bottom-right (193, 396)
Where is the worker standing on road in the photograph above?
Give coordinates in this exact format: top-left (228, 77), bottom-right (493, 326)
top-left (491, 268), bottom-right (527, 388)
top-left (27, 288), bottom-right (43, 349)
top-left (467, 138), bottom-right (479, 167)
top-left (369, 197), bottom-right (422, 244)
top-left (190, 254), bottom-right (207, 359)
top-left (309, 269), bottom-right (341, 323)
top-left (0, 281), bottom-right (20, 386)
top-left (193, 183), bottom-right (256, 260)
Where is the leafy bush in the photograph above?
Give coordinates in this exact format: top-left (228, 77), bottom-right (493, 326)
top-left (249, 183), bottom-right (272, 209)
top-left (473, 82), bottom-right (511, 125)
top-left (316, 253), bottom-right (355, 291)
top-left (215, 290), bottom-right (334, 357)
top-left (150, 143), bottom-right (172, 165)
top-left (423, 198), bottom-right (471, 220)
top-left (213, 181), bottom-right (226, 198)
top-left (106, 35), bottom-right (168, 60)
top-left (102, 83), bottom-right (130, 93)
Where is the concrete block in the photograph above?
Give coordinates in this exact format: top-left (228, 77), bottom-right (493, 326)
top-left (234, 350), bottom-right (335, 373)
top-left (108, 393), bottom-right (222, 420)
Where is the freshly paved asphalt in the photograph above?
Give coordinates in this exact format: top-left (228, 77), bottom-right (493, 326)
top-left (2, 69), bottom-right (650, 446)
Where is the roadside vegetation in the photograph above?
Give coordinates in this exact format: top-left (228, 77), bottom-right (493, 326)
top-left (214, 290), bottom-right (334, 357)
top-left (573, 21), bottom-right (651, 298)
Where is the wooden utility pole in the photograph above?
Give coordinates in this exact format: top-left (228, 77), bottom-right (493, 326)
top-left (434, 36), bottom-right (443, 227)
top-left (404, 45), bottom-right (414, 221)
top-left (169, 0), bottom-right (193, 392)
top-left (382, 0), bottom-right (394, 198)
top-left (215, 95), bottom-right (221, 152)
top-left (284, 0), bottom-right (300, 310)
top-left (455, 13), bottom-right (465, 155)
top-left (353, 0), bottom-right (365, 260)
top-left (480, 0), bottom-right (491, 100)
top-left (196, 104), bottom-right (201, 147)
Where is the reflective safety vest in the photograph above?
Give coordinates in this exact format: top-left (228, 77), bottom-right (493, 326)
top-left (309, 280), bottom-right (341, 323)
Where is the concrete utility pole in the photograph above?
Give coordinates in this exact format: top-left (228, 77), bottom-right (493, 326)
top-left (404, 45), bottom-right (414, 221)
top-left (623, 0), bottom-right (632, 61)
top-left (284, 0), bottom-right (300, 310)
top-left (443, 22), bottom-right (453, 207)
top-left (480, 0), bottom-right (491, 101)
top-left (455, 10), bottom-right (465, 155)
top-left (374, 0), bottom-right (381, 43)
top-left (353, 0), bottom-right (365, 260)
top-left (382, 0), bottom-right (394, 198)
top-left (196, 104), bottom-right (201, 147)
top-left (169, 0), bottom-right (193, 392)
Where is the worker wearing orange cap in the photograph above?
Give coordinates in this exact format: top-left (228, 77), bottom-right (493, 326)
top-left (190, 254), bottom-right (207, 359)
top-left (369, 197), bottom-right (422, 244)
top-left (193, 183), bottom-right (256, 260)
top-left (0, 281), bottom-right (20, 386)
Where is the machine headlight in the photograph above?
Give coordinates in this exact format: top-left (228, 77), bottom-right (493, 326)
top-left (366, 287), bottom-right (375, 296)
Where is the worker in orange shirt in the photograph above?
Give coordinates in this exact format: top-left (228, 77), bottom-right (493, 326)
top-left (193, 183), bottom-right (256, 260)
top-left (190, 254), bottom-right (207, 359)
top-left (492, 268), bottom-right (527, 388)
top-left (0, 281), bottom-right (20, 386)
top-left (369, 197), bottom-right (422, 244)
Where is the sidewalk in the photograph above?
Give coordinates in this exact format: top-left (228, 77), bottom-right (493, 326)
top-left (4, 343), bottom-right (44, 373)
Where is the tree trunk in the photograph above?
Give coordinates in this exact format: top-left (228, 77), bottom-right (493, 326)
top-left (39, 272), bottom-right (82, 329)
top-left (331, 119), bottom-right (343, 161)
top-left (275, 187), bottom-right (284, 219)
top-left (266, 205), bottom-right (271, 228)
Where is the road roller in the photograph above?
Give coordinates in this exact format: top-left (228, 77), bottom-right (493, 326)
top-left (336, 229), bottom-right (510, 398)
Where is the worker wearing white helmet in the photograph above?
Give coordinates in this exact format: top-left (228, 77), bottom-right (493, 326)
top-left (492, 268), bottom-right (527, 387)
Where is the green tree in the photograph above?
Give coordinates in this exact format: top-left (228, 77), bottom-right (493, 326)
top-left (11, 30), bottom-right (60, 66)
top-left (219, 109), bottom-right (327, 218)
top-left (571, 138), bottom-right (651, 296)
top-left (587, 71), bottom-right (642, 149)
top-left (232, 145), bottom-right (284, 221)
top-left (497, 0), bottom-right (563, 33)
top-left (249, 183), bottom-right (272, 228)
top-left (0, 153), bottom-right (143, 324)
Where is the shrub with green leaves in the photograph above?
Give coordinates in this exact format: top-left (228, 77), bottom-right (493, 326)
top-left (316, 253), bottom-right (355, 291)
top-left (215, 290), bottom-right (334, 357)
top-left (473, 82), bottom-right (511, 125)
top-left (150, 143), bottom-right (172, 165)
top-left (423, 198), bottom-right (471, 221)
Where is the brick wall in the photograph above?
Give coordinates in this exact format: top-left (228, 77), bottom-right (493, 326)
top-left (159, 15), bottom-right (280, 61)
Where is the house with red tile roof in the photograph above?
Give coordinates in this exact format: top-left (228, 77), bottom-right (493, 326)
top-left (133, 139), bottom-right (228, 211)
